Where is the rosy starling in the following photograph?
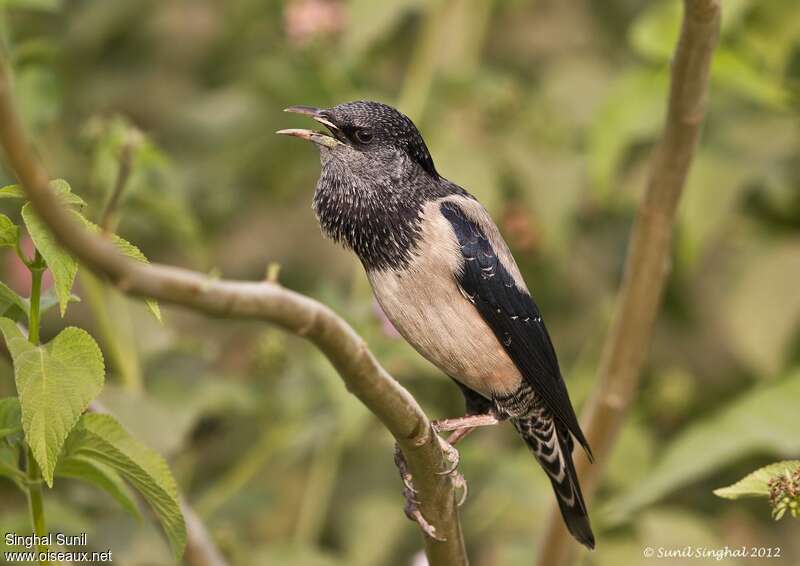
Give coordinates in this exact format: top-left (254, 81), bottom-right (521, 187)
top-left (279, 101), bottom-right (594, 549)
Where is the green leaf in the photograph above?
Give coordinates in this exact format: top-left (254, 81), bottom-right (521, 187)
top-left (628, 0), bottom-right (681, 61)
top-left (587, 68), bottom-right (668, 200)
top-left (712, 47), bottom-right (789, 110)
top-left (715, 461), bottom-right (800, 500)
top-left (0, 443), bottom-right (26, 491)
top-left (0, 282), bottom-right (28, 322)
top-left (97, 386), bottom-right (196, 457)
top-left (38, 289), bottom-right (81, 316)
top-left (344, 0), bottom-right (425, 57)
top-left (22, 203), bottom-right (78, 316)
top-left (77, 213), bottom-right (161, 322)
top-left (108, 234), bottom-right (161, 322)
top-left (606, 372), bottom-right (800, 521)
top-left (49, 179), bottom-right (88, 209)
top-left (0, 185), bottom-right (26, 199)
top-left (0, 180), bottom-right (86, 208)
top-left (68, 413), bottom-right (186, 559)
top-left (0, 214), bottom-right (18, 248)
top-left (0, 398), bottom-right (22, 442)
top-left (56, 454), bottom-right (141, 519)
top-left (723, 240), bottom-right (800, 376)
top-left (0, 319), bottom-right (105, 485)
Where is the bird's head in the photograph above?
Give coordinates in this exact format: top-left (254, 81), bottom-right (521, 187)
top-left (277, 100), bottom-right (438, 180)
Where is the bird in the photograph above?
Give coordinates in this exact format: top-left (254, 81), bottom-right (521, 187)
top-left (278, 100), bottom-right (595, 549)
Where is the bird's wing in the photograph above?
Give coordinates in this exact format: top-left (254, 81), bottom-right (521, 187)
top-left (439, 199), bottom-right (591, 458)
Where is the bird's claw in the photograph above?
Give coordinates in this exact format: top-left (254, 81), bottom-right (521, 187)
top-left (403, 493), bottom-right (446, 542)
top-left (393, 443), bottom-right (446, 541)
top-left (435, 435), bottom-right (461, 476)
top-left (394, 444), bottom-right (417, 494)
top-left (452, 471), bottom-right (469, 507)
top-left (433, 434), bottom-right (469, 506)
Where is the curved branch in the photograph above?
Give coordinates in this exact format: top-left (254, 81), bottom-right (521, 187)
top-left (0, 63), bottom-right (467, 565)
top-left (535, 2), bottom-right (721, 565)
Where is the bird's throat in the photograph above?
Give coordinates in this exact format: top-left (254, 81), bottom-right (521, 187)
top-left (312, 167), bottom-right (424, 271)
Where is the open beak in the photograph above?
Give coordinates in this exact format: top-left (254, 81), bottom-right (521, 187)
top-left (276, 105), bottom-right (342, 148)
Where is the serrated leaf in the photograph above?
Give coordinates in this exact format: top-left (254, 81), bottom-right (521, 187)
top-left (22, 203), bottom-right (77, 316)
top-left (38, 289), bottom-right (81, 316)
top-left (49, 179), bottom-right (87, 209)
top-left (0, 319), bottom-right (104, 485)
top-left (715, 461), bottom-right (800, 500)
top-left (68, 413), bottom-right (186, 559)
top-left (0, 398), bottom-right (22, 441)
top-left (76, 213), bottom-right (161, 322)
top-left (107, 234), bottom-right (161, 322)
top-left (606, 372), bottom-right (800, 521)
top-left (0, 214), bottom-right (18, 247)
top-left (0, 180), bottom-right (86, 208)
top-left (56, 454), bottom-right (141, 519)
top-left (0, 282), bottom-right (28, 322)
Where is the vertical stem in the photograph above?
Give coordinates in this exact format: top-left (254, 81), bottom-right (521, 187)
top-left (534, 2), bottom-right (720, 565)
top-left (28, 252), bottom-right (43, 345)
top-left (26, 250), bottom-right (50, 565)
top-left (25, 447), bottom-right (49, 565)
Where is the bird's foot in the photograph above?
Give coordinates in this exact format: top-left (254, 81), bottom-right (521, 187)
top-left (394, 443), bottom-right (417, 494)
top-left (433, 434), bottom-right (468, 506)
top-left (393, 443), bottom-right (446, 541)
top-left (431, 412), bottom-right (501, 477)
top-left (435, 434), bottom-right (461, 476)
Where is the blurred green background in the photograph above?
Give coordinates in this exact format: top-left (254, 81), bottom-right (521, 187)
top-left (1, 0), bottom-right (799, 564)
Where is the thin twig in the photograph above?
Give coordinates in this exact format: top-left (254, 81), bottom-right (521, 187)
top-left (0, 61), bottom-right (468, 566)
top-left (182, 500), bottom-right (229, 566)
top-left (535, 2), bottom-right (721, 565)
top-left (99, 140), bottom-right (134, 232)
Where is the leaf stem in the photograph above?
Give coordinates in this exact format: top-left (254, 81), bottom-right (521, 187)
top-left (14, 232), bottom-right (35, 269)
top-left (25, 447), bottom-right (50, 565)
top-left (27, 251), bottom-right (44, 345)
top-left (25, 249), bottom-right (49, 564)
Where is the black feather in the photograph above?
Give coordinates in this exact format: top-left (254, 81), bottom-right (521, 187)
top-left (439, 200), bottom-right (592, 460)
top-left (514, 406), bottom-right (595, 550)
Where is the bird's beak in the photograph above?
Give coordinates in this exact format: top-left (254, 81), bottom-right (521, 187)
top-left (277, 105), bottom-right (342, 148)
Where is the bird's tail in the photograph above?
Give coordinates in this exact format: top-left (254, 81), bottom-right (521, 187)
top-left (513, 416), bottom-right (595, 550)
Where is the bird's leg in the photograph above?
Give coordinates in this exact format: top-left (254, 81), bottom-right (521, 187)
top-left (432, 412), bottom-right (502, 476)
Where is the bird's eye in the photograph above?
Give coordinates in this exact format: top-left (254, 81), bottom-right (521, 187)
top-left (354, 128), bottom-right (374, 144)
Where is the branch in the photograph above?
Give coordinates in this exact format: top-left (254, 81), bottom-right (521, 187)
top-left (182, 500), bottom-right (229, 566)
top-left (535, 2), bottom-right (721, 564)
top-left (0, 64), bottom-right (467, 565)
